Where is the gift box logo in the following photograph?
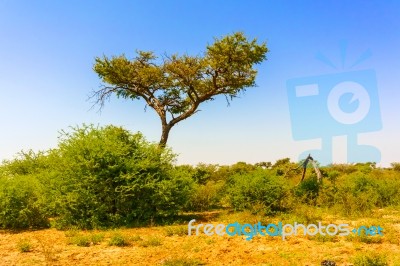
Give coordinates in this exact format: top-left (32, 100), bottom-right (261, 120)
top-left (287, 47), bottom-right (382, 165)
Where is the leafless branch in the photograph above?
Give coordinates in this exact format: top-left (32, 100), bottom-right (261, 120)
top-left (88, 86), bottom-right (120, 113)
top-left (224, 95), bottom-right (231, 107)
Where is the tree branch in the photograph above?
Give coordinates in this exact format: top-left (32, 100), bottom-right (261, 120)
top-left (89, 86), bottom-right (120, 112)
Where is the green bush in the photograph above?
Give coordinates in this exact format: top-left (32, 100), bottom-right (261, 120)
top-left (90, 233), bottom-right (105, 244)
top-left (334, 173), bottom-right (379, 216)
top-left (68, 232), bottom-right (104, 246)
top-left (185, 181), bottom-right (224, 211)
top-left (0, 173), bottom-right (49, 229)
top-left (226, 169), bottom-right (289, 215)
top-left (139, 236), bottom-right (162, 247)
top-left (352, 253), bottom-right (388, 266)
top-left (191, 163), bottom-right (216, 184)
top-left (391, 162), bottom-right (400, 172)
top-left (108, 232), bottom-right (130, 246)
top-left (164, 226), bottom-right (188, 236)
top-left (330, 164), bottom-right (358, 174)
top-left (162, 258), bottom-right (204, 266)
top-left (50, 125), bottom-right (194, 228)
top-left (294, 176), bottom-right (320, 204)
top-left (16, 238), bottom-right (32, 253)
top-left (0, 124), bottom-right (194, 229)
top-left (372, 170), bottom-right (400, 207)
top-left (70, 235), bottom-right (91, 247)
top-left (0, 150), bottom-right (49, 176)
top-left (5, 125), bottom-right (400, 231)
top-left (272, 158), bottom-right (302, 178)
top-left (326, 169), bottom-right (340, 183)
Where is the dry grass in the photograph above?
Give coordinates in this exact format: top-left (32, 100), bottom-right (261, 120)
top-left (0, 208), bottom-right (400, 265)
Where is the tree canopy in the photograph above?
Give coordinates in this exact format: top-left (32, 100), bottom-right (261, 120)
top-left (92, 32), bottom-right (268, 146)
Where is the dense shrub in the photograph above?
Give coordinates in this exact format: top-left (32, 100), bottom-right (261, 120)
top-left (326, 169), bottom-right (340, 183)
top-left (226, 169), bottom-right (289, 215)
top-left (185, 181), bottom-right (224, 211)
top-left (3, 131), bottom-right (400, 230)
top-left (0, 151), bottom-right (52, 229)
top-left (191, 163), bottom-right (217, 184)
top-left (272, 158), bottom-right (302, 178)
top-left (50, 125), bottom-right (193, 228)
top-left (352, 253), bottom-right (388, 266)
top-left (333, 173), bottom-right (380, 215)
top-left (0, 173), bottom-right (49, 229)
top-left (294, 175), bottom-right (320, 204)
top-left (369, 169), bottom-right (400, 206)
top-left (329, 163), bottom-right (359, 175)
top-left (391, 162), bottom-right (400, 172)
top-left (0, 124), bottom-right (194, 229)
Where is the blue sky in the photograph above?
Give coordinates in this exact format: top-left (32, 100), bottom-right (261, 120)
top-left (1, 0), bottom-right (399, 166)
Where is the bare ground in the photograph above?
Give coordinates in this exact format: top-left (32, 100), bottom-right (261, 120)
top-left (1, 209), bottom-right (400, 266)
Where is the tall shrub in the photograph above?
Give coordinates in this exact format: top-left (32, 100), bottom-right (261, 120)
top-left (51, 125), bottom-right (192, 228)
top-left (226, 169), bottom-right (289, 215)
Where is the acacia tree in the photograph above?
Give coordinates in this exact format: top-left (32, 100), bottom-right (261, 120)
top-left (92, 32), bottom-right (268, 147)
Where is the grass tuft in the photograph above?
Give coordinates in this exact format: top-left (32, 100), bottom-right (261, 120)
top-left (108, 232), bottom-right (130, 247)
top-left (71, 235), bottom-right (91, 247)
top-left (164, 226), bottom-right (188, 236)
top-left (162, 257), bottom-right (204, 266)
top-left (16, 238), bottom-right (32, 253)
top-left (139, 236), bottom-right (162, 247)
top-left (68, 232), bottom-right (105, 247)
top-left (353, 253), bottom-right (388, 266)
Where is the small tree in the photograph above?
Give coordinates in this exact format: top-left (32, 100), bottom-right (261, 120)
top-left (92, 32), bottom-right (268, 146)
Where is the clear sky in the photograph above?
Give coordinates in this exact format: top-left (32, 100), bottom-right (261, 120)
top-left (1, 0), bottom-right (399, 166)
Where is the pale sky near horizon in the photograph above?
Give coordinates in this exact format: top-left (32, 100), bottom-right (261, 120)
top-left (1, 1), bottom-right (399, 166)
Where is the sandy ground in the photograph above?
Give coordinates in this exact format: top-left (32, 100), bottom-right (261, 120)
top-left (1, 211), bottom-right (400, 266)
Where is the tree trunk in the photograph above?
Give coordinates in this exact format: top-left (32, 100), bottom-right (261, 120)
top-left (159, 123), bottom-right (172, 148)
